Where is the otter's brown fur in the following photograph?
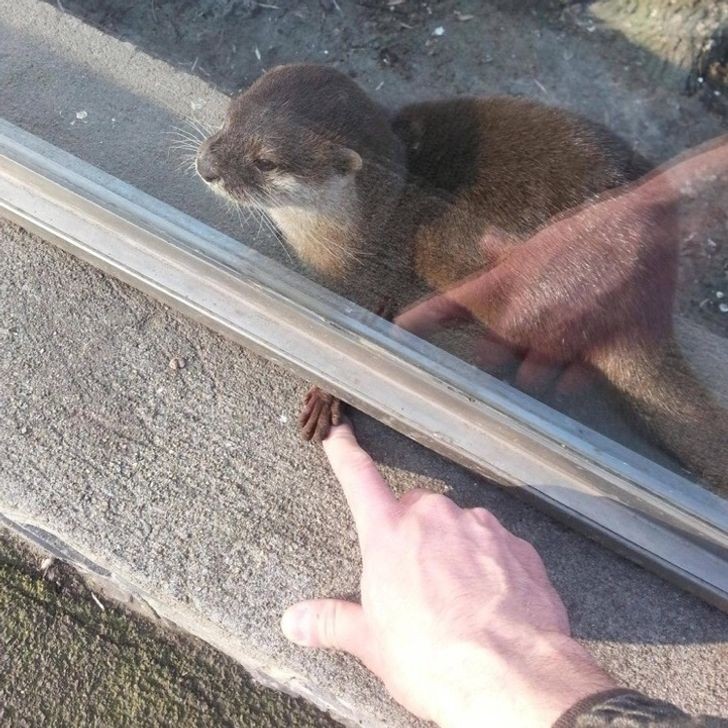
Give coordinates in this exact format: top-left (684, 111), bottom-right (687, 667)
top-left (394, 96), bottom-right (728, 493)
top-left (196, 63), bottom-right (727, 494)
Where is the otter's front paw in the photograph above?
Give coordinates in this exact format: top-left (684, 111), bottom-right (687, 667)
top-left (299, 387), bottom-right (343, 442)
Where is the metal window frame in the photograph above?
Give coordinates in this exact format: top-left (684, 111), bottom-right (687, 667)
top-left (1, 118), bottom-right (727, 611)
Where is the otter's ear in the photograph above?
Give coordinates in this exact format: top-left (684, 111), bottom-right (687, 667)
top-left (332, 146), bottom-right (363, 176)
top-left (392, 114), bottom-right (423, 153)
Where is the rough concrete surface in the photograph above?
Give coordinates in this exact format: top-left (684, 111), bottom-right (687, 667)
top-left (1, 0), bottom-right (728, 726)
top-left (0, 528), bottom-right (338, 728)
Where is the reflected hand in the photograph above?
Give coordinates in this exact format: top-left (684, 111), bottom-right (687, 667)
top-left (281, 422), bottom-right (615, 728)
top-left (395, 176), bottom-right (678, 397)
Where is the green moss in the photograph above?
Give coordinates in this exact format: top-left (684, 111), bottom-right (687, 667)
top-left (0, 530), bottom-right (340, 727)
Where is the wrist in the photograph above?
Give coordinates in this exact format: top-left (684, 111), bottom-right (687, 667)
top-left (433, 632), bottom-right (616, 728)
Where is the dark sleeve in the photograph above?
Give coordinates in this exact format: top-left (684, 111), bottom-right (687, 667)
top-left (553, 688), bottom-right (728, 727)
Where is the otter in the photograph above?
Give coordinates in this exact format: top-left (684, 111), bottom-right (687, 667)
top-left (195, 63), bottom-right (728, 494)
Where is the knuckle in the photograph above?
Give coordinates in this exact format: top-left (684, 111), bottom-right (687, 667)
top-left (513, 535), bottom-right (536, 554)
top-left (514, 537), bottom-right (546, 567)
top-left (411, 491), bottom-right (451, 515)
top-left (399, 487), bottom-right (429, 506)
top-left (469, 506), bottom-right (495, 524)
top-left (347, 450), bottom-right (375, 475)
top-left (468, 507), bottom-right (503, 535)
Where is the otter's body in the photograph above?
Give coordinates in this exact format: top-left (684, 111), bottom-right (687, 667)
top-left (395, 97), bottom-right (728, 493)
top-left (196, 64), bottom-right (727, 494)
top-left (395, 96), bottom-right (651, 289)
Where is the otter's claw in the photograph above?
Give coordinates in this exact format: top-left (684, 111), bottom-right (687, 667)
top-left (299, 387), bottom-right (343, 442)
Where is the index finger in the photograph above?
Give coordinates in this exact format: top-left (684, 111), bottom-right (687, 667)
top-left (323, 422), bottom-right (399, 546)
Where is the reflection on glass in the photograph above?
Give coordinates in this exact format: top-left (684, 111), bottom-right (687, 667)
top-left (190, 63), bottom-right (727, 496)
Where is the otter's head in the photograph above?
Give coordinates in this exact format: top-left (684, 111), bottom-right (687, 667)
top-left (194, 64), bottom-right (398, 210)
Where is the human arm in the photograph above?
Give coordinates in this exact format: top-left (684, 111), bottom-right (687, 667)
top-left (281, 421), bottom-right (615, 727)
top-left (281, 422), bottom-right (727, 726)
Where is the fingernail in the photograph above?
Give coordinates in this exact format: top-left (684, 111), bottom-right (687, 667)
top-left (281, 604), bottom-right (309, 645)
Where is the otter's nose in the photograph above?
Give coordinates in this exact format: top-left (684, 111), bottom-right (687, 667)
top-left (196, 147), bottom-right (221, 183)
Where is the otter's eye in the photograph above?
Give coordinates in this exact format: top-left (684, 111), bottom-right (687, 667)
top-left (253, 158), bottom-right (277, 172)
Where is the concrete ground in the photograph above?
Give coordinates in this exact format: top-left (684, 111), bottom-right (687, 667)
top-left (0, 528), bottom-right (338, 728)
top-left (1, 1), bottom-right (727, 726)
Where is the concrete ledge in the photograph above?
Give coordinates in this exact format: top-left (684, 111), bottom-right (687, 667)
top-left (3, 117), bottom-right (726, 610)
top-left (3, 216), bottom-right (728, 723)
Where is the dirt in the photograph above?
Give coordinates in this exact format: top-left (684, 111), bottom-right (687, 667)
top-left (41, 1), bottom-right (727, 107)
top-left (0, 528), bottom-right (340, 727)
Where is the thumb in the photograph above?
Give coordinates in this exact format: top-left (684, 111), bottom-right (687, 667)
top-left (281, 599), bottom-right (372, 660)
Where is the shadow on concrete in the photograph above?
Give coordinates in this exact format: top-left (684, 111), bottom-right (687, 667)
top-left (37, 0), bottom-right (728, 118)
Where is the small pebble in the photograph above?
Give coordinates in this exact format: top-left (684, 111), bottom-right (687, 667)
top-left (75, 110), bottom-right (87, 120)
top-left (432, 26), bottom-right (445, 36)
top-left (169, 356), bottom-right (186, 370)
top-left (716, 291), bottom-right (725, 299)
top-left (720, 303), bottom-right (728, 313)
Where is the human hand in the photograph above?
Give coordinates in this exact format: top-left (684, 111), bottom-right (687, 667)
top-left (281, 422), bottom-right (615, 728)
top-left (395, 175), bottom-right (679, 398)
